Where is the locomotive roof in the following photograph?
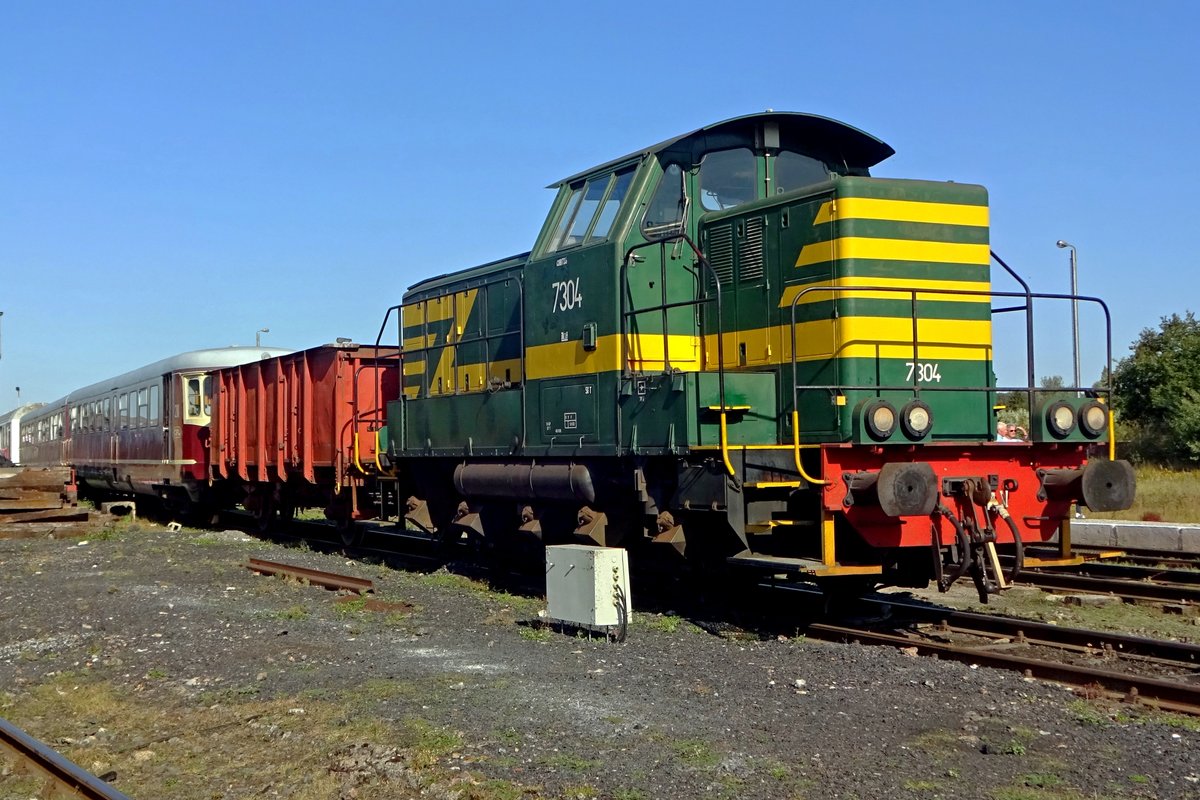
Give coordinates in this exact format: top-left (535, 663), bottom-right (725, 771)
top-left (550, 111), bottom-right (895, 187)
top-left (405, 251), bottom-right (531, 298)
top-left (26, 346), bottom-right (294, 415)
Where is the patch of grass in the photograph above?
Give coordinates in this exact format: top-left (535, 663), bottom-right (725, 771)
top-left (1129, 774), bottom-right (1150, 784)
top-left (909, 729), bottom-right (962, 753)
top-left (670, 738), bottom-right (720, 769)
top-left (1020, 773), bottom-right (1064, 788)
top-left (400, 717), bottom-right (463, 768)
top-left (903, 779), bottom-right (940, 791)
top-left (990, 786), bottom-right (1089, 800)
top-left (560, 785), bottom-right (598, 799)
top-left (644, 614), bottom-right (682, 633)
top-left (518, 626), bottom-right (551, 642)
top-left (541, 753), bottom-right (601, 771)
top-left (495, 726), bottom-right (522, 746)
top-left (145, 667), bottom-right (168, 680)
top-left (613, 790), bottom-right (649, 800)
top-left (461, 779), bottom-right (529, 800)
top-left (1001, 739), bottom-right (1028, 756)
top-left (276, 604), bottom-right (310, 621)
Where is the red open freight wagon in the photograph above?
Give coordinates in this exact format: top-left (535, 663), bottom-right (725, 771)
top-left (209, 343), bottom-right (399, 530)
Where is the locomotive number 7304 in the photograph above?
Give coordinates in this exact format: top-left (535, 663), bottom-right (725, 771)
top-left (905, 361), bottom-right (942, 383)
top-left (551, 278), bottom-right (583, 312)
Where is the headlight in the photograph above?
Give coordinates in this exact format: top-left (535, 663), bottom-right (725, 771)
top-left (864, 400), bottom-right (897, 441)
top-left (1046, 401), bottom-right (1076, 438)
top-left (1079, 401), bottom-right (1107, 438)
top-left (900, 400), bottom-right (933, 440)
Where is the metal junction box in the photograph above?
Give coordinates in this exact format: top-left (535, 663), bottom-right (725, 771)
top-left (545, 545), bottom-right (631, 628)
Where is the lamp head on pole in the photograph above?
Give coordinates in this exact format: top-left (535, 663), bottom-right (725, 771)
top-left (1056, 240), bottom-right (1072, 249)
top-left (255, 328), bottom-right (269, 348)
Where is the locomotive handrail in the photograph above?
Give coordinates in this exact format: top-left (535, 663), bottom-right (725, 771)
top-left (786, 283), bottom-right (1114, 446)
top-left (621, 235), bottom-right (735, 476)
top-left (990, 250), bottom-right (1037, 394)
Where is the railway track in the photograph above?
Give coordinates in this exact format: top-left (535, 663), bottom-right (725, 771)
top-left (0, 717), bottom-right (132, 799)
top-left (222, 510), bottom-right (1200, 713)
top-left (1020, 561), bottom-right (1200, 605)
top-left (805, 595), bottom-right (1200, 714)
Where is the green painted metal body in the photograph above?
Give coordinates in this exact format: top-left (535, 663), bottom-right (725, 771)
top-left (384, 112), bottom-right (1108, 466)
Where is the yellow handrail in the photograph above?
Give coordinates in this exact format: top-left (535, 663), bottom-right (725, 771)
top-left (374, 428), bottom-right (385, 473)
top-left (352, 432), bottom-right (364, 474)
top-left (719, 411), bottom-right (735, 476)
top-left (791, 410), bottom-right (828, 485)
top-left (1107, 402), bottom-right (1116, 462)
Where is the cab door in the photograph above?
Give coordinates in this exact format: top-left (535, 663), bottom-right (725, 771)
top-left (621, 162), bottom-right (703, 377)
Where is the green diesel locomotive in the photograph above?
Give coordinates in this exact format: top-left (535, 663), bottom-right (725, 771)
top-left (377, 111), bottom-right (1134, 601)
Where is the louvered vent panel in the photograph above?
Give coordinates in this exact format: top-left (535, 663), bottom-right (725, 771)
top-left (739, 217), bottom-right (765, 282)
top-left (707, 225), bottom-right (734, 285)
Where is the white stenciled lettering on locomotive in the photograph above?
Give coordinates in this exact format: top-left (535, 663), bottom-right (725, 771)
top-left (905, 361), bottom-right (942, 383)
top-left (551, 277), bottom-right (584, 312)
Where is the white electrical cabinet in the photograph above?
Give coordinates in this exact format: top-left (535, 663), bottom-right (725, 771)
top-left (545, 545), bottom-right (631, 628)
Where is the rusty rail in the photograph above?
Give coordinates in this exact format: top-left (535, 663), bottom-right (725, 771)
top-left (0, 716), bottom-right (132, 799)
top-left (244, 558), bottom-right (374, 594)
top-left (802, 597), bottom-right (1200, 714)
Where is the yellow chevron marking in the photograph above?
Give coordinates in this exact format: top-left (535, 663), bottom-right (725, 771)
top-left (778, 277), bottom-right (992, 309)
top-left (796, 237), bottom-right (991, 269)
top-left (812, 198), bottom-right (989, 227)
top-left (401, 303), bottom-right (423, 328)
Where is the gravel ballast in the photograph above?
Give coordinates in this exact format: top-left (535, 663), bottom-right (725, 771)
top-left (1, 522), bottom-right (1195, 799)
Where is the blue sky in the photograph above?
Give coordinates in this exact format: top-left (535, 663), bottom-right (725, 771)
top-left (2, 1), bottom-right (1197, 404)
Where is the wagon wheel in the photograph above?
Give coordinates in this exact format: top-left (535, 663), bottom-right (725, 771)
top-left (247, 488), bottom-right (275, 534)
top-left (328, 490), bottom-right (363, 548)
top-left (277, 484), bottom-right (297, 527)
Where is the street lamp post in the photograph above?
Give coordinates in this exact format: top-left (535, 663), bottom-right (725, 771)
top-left (1056, 240), bottom-right (1080, 391)
top-left (256, 328), bottom-right (269, 348)
top-left (0, 310), bottom-right (4, 360)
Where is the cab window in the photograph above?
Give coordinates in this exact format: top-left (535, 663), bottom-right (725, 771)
top-left (642, 163), bottom-right (686, 235)
top-left (698, 148), bottom-right (756, 211)
top-left (546, 186), bottom-right (585, 253)
top-left (775, 150), bottom-right (831, 194)
top-left (545, 166), bottom-right (637, 253)
top-left (587, 168), bottom-right (634, 243)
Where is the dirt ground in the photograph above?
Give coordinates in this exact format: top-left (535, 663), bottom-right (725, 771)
top-left (1, 518), bottom-right (1198, 800)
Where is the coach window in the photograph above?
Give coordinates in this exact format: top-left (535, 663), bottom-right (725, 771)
top-left (187, 378), bottom-right (201, 418)
top-left (698, 148), bottom-right (756, 211)
top-left (150, 385), bottom-right (160, 425)
top-left (118, 393), bottom-right (129, 429)
top-left (103, 398), bottom-right (111, 430)
top-left (137, 388), bottom-right (149, 428)
top-left (202, 377), bottom-right (213, 417)
top-left (774, 150), bottom-right (831, 194)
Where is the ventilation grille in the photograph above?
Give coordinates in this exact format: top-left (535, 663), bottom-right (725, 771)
top-left (739, 217), bottom-right (765, 282)
top-left (707, 225), bottom-right (734, 285)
